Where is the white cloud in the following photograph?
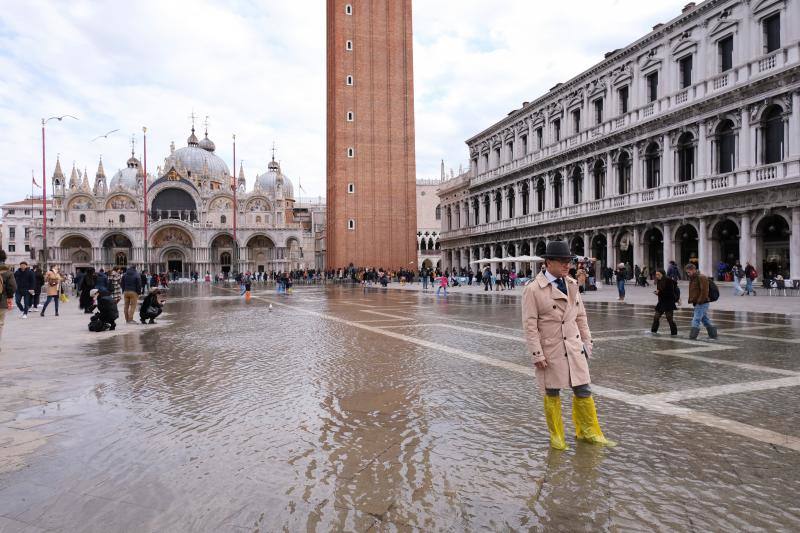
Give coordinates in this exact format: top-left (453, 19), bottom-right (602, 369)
top-left (0, 0), bottom-right (690, 204)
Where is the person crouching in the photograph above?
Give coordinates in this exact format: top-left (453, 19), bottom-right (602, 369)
top-left (88, 289), bottom-right (119, 331)
top-left (140, 288), bottom-right (164, 324)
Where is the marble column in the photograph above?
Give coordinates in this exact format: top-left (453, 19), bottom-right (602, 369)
top-left (662, 221), bottom-right (673, 272)
top-left (632, 143), bottom-right (641, 191)
top-left (662, 134), bottom-right (673, 185)
top-left (582, 233), bottom-right (590, 260)
top-left (528, 178), bottom-right (536, 213)
top-left (698, 217), bottom-right (708, 275)
top-left (740, 108), bottom-right (751, 169)
top-left (740, 213), bottom-right (751, 266)
top-left (606, 230), bottom-right (615, 270)
top-left (791, 208), bottom-right (800, 281)
top-left (582, 161), bottom-right (590, 203)
top-left (697, 120), bottom-right (708, 178)
top-left (502, 189), bottom-right (510, 220)
top-left (514, 183), bottom-right (523, 218)
top-left (632, 226), bottom-right (643, 271)
top-left (790, 92), bottom-right (800, 158)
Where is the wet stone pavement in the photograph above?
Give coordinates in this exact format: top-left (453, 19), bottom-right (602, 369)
top-left (1, 283), bottom-right (799, 532)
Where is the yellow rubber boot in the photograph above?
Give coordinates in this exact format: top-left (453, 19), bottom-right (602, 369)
top-left (572, 396), bottom-right (616, 447)
top-left (572, 401), bottom-right (583, 440)
top-left (543, 395), bottom-right (568, 450)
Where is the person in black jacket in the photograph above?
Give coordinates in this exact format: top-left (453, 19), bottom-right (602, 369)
top-left (88, 289), bottom-right (119, 331)
top-left (651, 269), bottom-right (678, 335)
top-left (120, 266), bottom-right (142, 323)
top-left (32, 266), bottom-right (45, 309)
top-left (79, 268), bottom-right (97, 313)
top-left (139, 288), bottom-right (163, 324)
top-left (13, 261), bottom-right (36, 317)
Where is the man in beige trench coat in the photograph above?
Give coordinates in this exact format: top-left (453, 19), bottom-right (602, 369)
top-left (521, 240), bottom-right (615, 450)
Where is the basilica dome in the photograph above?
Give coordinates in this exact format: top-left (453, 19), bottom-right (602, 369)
top-left (110, 154), bottom-right (142, 189)
top-left (162, 127), bottom-right (230, 185)
top-left (254, 159), bottom-right (294, 199)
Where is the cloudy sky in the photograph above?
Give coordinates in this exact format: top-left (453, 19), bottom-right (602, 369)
top-left (0, 0), bottom-right (690, 206)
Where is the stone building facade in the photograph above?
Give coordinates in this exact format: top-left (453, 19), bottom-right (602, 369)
top-left (326, 0), bottom-right (418, 270)
top-left (438, 0), bottom-right (800, 281)
top-left (416, 178), bottom-right (442, 270)
top-left (18, 127), bottom-right (323, 276)
top-left (0, 198), bottom-right (52, 266)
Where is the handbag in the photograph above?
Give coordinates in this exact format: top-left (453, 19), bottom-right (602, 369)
top-left (60, 293), bottom-right (69, 303)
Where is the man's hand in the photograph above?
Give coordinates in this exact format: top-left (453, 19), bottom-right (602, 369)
top-left (534, 359), bottom-right (548, 370)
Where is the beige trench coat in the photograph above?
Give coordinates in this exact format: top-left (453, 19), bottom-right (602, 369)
top-left (521, 272), bottom-right (593, 392)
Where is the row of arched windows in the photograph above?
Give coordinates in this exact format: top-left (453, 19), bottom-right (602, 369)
top-left (451, 104), bottom-right (787, 228)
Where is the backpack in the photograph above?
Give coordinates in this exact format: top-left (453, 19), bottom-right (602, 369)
top-left (708, 278), bottom-right (720, 302)
top-left (749, 268), bottom-right (758, 280)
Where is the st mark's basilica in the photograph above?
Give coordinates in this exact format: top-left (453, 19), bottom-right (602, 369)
top-left (40, 126), bottom-right (324, 276)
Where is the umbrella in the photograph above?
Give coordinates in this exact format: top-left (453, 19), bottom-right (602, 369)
top-left (515, 255), bottom-right (544, 262)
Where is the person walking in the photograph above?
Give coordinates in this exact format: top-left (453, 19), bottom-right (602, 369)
top-left (614, 263), bottom-right (627, 301)
top-left (482, 267), bottom-right (491, 291)
top-left (421, 267), bottom-right (429, 292)
top-left (40, 265), bottom-right (63, 317)
top-left (731, 261), bottom-right (744, 296)
top-left (743, 261), bottom-right (757, 296)
top-left (521, 240), bottom-right (615, 450)
top-left (0, 251), bottom-right (16, 311)
top-left (109, 267), bottom-right (122, 304)
top-left (32, 265), bottom-right (44, 310)
top-left (120, 265), bottom-right (142, 324)
top-left (436, 273), bottom-right (448, 297)
top-left (651, 269), bottom-right (678, 335)
top-left (13, 261), bottom-right (36, 318)
top-left (686, 263), bottom-right (718, 340)
top-left (576, 266), bottom-right (587, 293)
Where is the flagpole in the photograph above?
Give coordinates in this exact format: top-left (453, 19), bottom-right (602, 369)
top-left (143, 127), bottom-right (149, 273)
top-left (41, 119), bottom-right (48, 269)
top-left (31, 171), bottom-right (34, 260)
top-left (232, 134), bottom-right (237, 273)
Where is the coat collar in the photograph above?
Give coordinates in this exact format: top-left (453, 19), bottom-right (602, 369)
top-left (535, 272), bottom-right (569, 301)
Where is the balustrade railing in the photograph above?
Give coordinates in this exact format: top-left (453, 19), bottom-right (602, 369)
top-left (712, 73), bottom-right (729, 90)
top-left (759, 52), bottom-right (777, 72)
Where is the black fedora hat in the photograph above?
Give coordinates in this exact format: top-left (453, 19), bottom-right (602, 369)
top-left (542, 240), bottom-right (574, 260)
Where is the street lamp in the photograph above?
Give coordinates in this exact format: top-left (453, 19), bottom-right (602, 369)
top-left (41, 115), bottom-right (78, 269)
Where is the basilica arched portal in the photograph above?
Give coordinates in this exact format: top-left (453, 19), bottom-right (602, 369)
top-left (152, 226), bottom-right (194, 277)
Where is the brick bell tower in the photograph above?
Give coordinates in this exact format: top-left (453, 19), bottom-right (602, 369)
top-left (326, 0), bottom-right (417, 271)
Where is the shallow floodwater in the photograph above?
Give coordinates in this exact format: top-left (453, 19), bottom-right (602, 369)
top-left (1, 283), bottom-right (799, 531)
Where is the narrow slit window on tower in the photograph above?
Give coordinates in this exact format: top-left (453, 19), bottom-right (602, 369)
top-left (345, 4), bottom-right (352, 15)
top-left (347, 219), bottom-right (355, 230)
top-left (347, 147), bottom-right (354, 158)
top-left (346, 75), bottom-right (353, 86)
top-left (346, 111), bottom-right (354, 122)
top-left (346, 40), bottom-right (353, 51)
top-left (347, 183), bottom-right (355, 193)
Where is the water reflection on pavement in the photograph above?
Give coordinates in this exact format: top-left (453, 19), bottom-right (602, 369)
top-left (1, 283), bottom-right (799, 531)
